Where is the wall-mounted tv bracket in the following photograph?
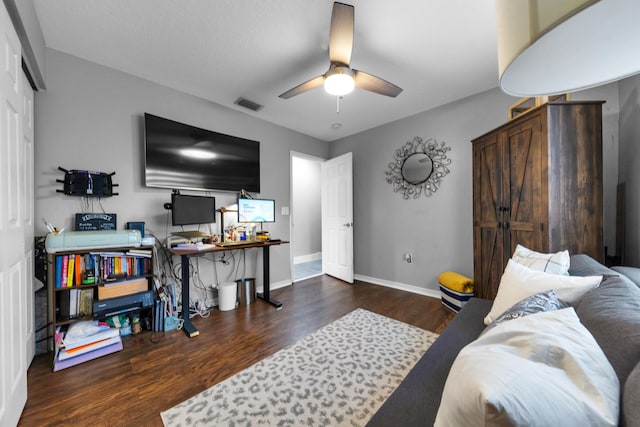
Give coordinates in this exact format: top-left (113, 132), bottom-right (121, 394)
top-left (56, 167), bottom-right (119, 197)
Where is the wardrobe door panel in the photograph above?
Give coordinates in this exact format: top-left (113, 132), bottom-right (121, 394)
top-left (473, 133), bottom-right (504, 300)
top-left (503, 113), bottom-right (547, 255)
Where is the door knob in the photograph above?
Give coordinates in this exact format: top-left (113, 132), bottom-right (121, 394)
top-left (343, 222), bottom-right (353, 227)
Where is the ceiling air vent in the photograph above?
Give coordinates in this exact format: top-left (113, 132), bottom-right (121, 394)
top-left (234, 97), bottom-right (263, 112)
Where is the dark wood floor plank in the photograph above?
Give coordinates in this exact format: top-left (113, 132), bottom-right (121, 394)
top-left (19, 275), bottom-right (454, 426)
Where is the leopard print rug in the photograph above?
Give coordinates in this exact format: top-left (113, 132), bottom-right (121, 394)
top-left (161, 308), bottom-right (438, 426)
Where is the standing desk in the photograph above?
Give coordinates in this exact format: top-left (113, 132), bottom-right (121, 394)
top-left (169, 240), bottom-right (288, 337)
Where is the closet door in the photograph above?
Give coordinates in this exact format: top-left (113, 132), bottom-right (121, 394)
top-left (502, 112), bottom-right (548, 257)
top-left (0, 1), bottom-right (28, 424)
top-left (472, 132), bottom-right (505, 300)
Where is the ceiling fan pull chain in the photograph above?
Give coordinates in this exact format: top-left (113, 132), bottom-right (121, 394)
top-left (336, 96), bottom-right (340, 114)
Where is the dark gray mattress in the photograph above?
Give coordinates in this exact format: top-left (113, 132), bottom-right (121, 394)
top-left (367, 298), bottom-right (492, 427)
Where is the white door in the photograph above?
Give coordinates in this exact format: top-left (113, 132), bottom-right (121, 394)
top-left (0, 2), bottom-right (28, 425)
top-left (321, 152), bottom-right (354, 283)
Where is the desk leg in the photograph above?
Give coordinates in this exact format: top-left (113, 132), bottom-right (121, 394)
top-left (180, 254), bottom-right (199, 337)
top-left (257, 245), bottom-right (283, 309)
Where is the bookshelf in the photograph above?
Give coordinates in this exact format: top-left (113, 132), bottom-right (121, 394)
top-left (46, 245), bottom-right (155, 367)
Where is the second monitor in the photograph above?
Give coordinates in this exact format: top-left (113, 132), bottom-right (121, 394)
top-left (237, 198), bottom-right (275, 223)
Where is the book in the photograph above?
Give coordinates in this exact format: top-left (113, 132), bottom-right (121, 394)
top-left (126, 249), bottom-right (152, 258)
top-left (58, 336), bottom-right (121, 361)
top-left (61, 255), bottom-right (69, 287)
top-left (69, 289), bottom-right (79, 317)
top-left (128, 248), bottom-right (152, 254)
top-left (55, 256), bottom-right (63, 288)
top-left (83, 254), bottom-right (96, 284)
top-left (78, 289), bottom-right (93, 317)
top-left (75, 254), bottom-right (82, 286)
top-left (67, 255), bottom-right (75, 287)
top-left (59, 290), bottom-right (71, 319)
top-left (53, 339), bottom-right (123, 371)
top-left (63, 326), bottom-right (120, 350)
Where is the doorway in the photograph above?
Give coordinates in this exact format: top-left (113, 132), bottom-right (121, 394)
top-left (290, 153), bottom-right (323, 281)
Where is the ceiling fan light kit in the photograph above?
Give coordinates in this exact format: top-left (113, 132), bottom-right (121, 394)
top-left (279, 2), bottom-right (402, 101)
top-left (324, 66), bottom-right (355, 96)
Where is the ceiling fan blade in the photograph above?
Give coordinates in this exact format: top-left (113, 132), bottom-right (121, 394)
top-left (353, 70), bottom-right (403, 97)
top-left (329, 2), bottom-right (354, 66)
top-left (278, 75), bottom-right (325, 99)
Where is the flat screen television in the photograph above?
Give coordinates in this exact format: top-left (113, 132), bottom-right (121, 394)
top-left (171, 194), bottom-right (216, 226)
top-left (237, 198), bottom-right (275, 223)
top-left (144, 113), bottom-right (260, 193)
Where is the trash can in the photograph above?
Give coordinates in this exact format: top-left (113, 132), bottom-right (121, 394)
top-left (218, 282), bottom-right (237, 311)
top-left (236, 278), bottom-right (256, 306)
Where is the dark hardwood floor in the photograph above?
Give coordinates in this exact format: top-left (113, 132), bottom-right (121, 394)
top-left (20, 275), bottom-right (454, 426)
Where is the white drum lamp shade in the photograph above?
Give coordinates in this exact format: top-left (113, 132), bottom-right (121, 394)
top-left (496, 0), bottom-right (640, 96)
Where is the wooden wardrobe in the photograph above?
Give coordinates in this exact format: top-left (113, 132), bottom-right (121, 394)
top-left (471, 101), bottom-right (604, 300)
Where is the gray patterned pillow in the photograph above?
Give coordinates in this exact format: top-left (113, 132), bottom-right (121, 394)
top-left (483, 290), bottom-right (564, 334)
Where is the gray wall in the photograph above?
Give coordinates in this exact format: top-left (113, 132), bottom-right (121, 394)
top-left (330, 85), bottom-right (621, 295)
top-left (34, 47), bottom-right (627, 299)
top-left (291, 155), bottom-right (322, 261)
top-left (329, 88), bottom-right (518, 294)
top-left (35, 49), bottom-right (330, 295)
top-left (619, 74), bottom-right (640, 266)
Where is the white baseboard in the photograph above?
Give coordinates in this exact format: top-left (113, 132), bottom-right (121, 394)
top-left (273, 273), bottom-right (441, 300)
top-left (294, 272), bottom-right (324, 281)
top-left (293, 252), bottom-right (322, 264)
top-left (354, 274), bottom-right (441, 299)
top-left (266, 279), bottom-right (293, 292)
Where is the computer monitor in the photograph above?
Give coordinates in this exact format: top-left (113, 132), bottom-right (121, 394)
top-left (237, 198), bottom-right (275, 223)
top-left (171, 194), bottom-right (216, 226)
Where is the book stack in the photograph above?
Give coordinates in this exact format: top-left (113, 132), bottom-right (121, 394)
top-left (58, 288), bottom-right (94, 320)
top-left (54, 321), bottom-right (123, 371)
top-left (53, 250), bottom-right (152, 288)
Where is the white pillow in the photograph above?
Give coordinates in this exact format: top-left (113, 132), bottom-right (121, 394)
top-left (484, 259), bottom-right (601, 325)
top-left (435, 308), bottom-right (619, 427)
top-left (511, 244), bottom-right (570, 275)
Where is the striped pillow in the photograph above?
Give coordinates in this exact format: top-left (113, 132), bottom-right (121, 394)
top-left (512, 244), bottom-right (570, 275)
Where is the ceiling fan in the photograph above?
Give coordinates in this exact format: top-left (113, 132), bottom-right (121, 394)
top-left (278, 2), bottom-right (403, 100)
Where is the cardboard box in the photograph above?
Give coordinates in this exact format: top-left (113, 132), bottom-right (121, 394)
top-left (98, 277), bottom-right (148, 300)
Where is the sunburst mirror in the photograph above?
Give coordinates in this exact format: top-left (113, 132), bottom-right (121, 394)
top-left (385, 136), bottom-right (452, 199)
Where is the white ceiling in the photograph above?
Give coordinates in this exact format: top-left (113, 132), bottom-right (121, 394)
top-left (33, 0), bottom-right (500, 142)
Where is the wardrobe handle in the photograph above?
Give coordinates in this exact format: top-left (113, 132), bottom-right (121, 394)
top-left (503, 222), bottom-right (510, 229)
